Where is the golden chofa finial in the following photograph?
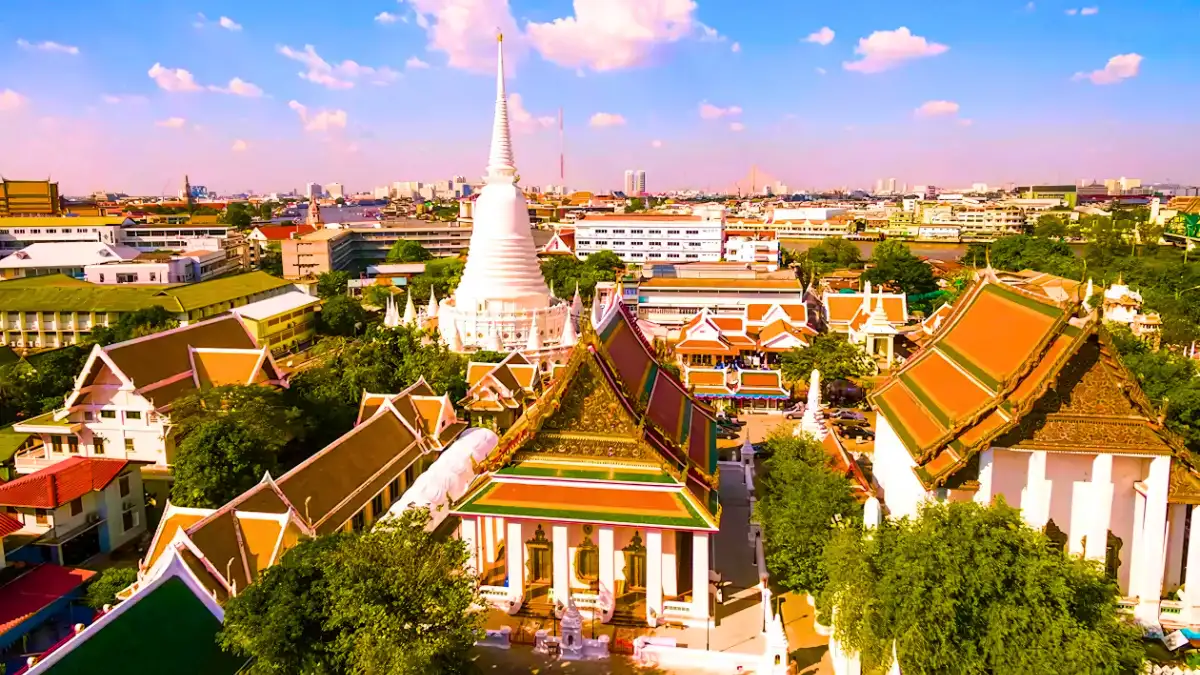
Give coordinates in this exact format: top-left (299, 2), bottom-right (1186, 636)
top-left (497, 31), bottom-right (503, 43)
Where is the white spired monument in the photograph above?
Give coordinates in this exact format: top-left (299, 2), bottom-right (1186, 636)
top-left (437, 34), bottom-right (572, 353)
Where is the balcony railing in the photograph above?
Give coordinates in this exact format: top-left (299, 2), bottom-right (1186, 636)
top-left (13, 442), bottom-right (60, 474)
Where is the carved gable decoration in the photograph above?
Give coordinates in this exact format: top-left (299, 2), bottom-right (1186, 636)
top-left (541, 356), bottom-right (639, 437)
top-left (995, 337), bottom-right (1173, 454)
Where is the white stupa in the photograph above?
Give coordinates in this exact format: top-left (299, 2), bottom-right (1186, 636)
top-left (437, 34), bottom-right (572, 352)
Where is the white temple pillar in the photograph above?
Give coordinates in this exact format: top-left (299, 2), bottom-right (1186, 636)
top-left (599, 526), bottom-right (615, 619)
top-left (1167, 504), bottom-right (1188, 591)
top-left (1186, 507), bottom-right (1200, 622)
top-left (1129, 489), bottom-right (1148, 598)
top-left (461, 516), bottom-right (479, 575)
top-left (1085, 454), bottom-right (1114, 562)
top-left (481, 516), bottom-right (495, 569)
top-left (1021, 451), bottom-right (1050, 529)
top-left (553, 524), bottom-right (569, 609)
top-left (1136, 456), bottom-right (1171, 625)
top-left (646, 529), bottom-right (664, 625)
top-left (974, 448), bottom-right (995, 506)
top-left (506, 520), bottom-right (524, 601)
top-left (692, 532), bottom-right (710, 621)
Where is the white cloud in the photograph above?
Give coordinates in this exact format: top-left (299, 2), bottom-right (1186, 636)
top-left (815, 67), bottom-right (827, 75)
top-left (16, 39), bottom-right (80, 55)
top-left (209, 77), bottom-right (264, 97)
top-left (1073, 53), bottom-right (1142, 85)
top-left (729, 121), bottom-right (745, 132)
top-left (1081, 6), bottom-right (1099, 14)
top-left (699, 101), bottom-right (742, 120)
top-left (651, 139), bottom-right (663, 148)
top-left (156, 117), bottom-right (187, 128)
top-left (508, 93), bottom-right (555, 133)
top-left (148, 63), bottom-right (203, 92)
top-left (193, 12), bottom-right (208, 28)
top-left (0, 89), bottom-right (27, 111)
top-left (1026, 2), bottom-right (1035, 10)
top-left (101, 94), bottom-right (147, 104)
top-left (589, 112), bottom-right (626, 128)
top-left (219, 16), bottom-right (243, 31)
top-left (375, 11), bottom-right (400, 24)
top-left (232, 139), bottom-right (248, 151)
top-left (957, 118), bottom-right (974, 127)
top-left (527, 0), bottom-right (701, 72)
top-left (278, 44), bottom-right (400, 88)
top-left (1065, 8), bottom-right (1078, 14)
top-left (407, 0), bottom-right (522, 72)
top-left (843, 27), bottom-right (949, 74)
top-left (915, 100), bottom-right (960, 117)
top-left (805, 27), bottom-right (835, 46)
top-left (288, 100), bottom-right (349, 131)
top-left (405, 56), bottom-right (430, 69)
top-left (731, 42), bottom-right (740, 53)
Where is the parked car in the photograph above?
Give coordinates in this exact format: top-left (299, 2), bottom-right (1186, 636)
top-left (716, 426), bottom-right (740, 440)
top-left (842, 426), bottom-right (875, 441)
top-left (783, 404), bottom-right (805, 420)
top-left (715, 412), bottom-right (745, 428)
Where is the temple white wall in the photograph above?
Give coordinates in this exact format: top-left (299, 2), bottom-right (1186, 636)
top-left (870, 416), bottom-right (927, 520)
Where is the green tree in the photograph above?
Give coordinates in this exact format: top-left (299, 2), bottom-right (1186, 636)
top-left (219, 509), bottom-right (482, 675)
top-left (318, 295), bottom-right (369, 337)
top-left (385, 240), bottom-right (434, 264)
top-left (258, 201), bottom-right (278, 220)
top-left (85, 567), bottom-right (139, 609)
top-left (171, 417), bottom-right (283, 507)
top-left (755, 430), bottom-right (861, 598)
top-left (469, 350), bottom-right (507, 364)
top-left (825, 500), bottom-right (1142, 675)
top-left (1033, 213), bottom-right (1070, 239)
top-left (0, 346), bottom-right (90, 425)
top-left (861, 240), bottom-right (938, 295)
top-left (362, 285), bottom-right (398, 309)
top-left (221, 203), bottom-right (254, 230)
top-left (407, 257), bottom-right (465, 303)
top-left (88, 306), bottom-right (179, 346)
top-left (285, 326), bottom-right (467, 451)
top-left (334, 196), bottom-right (346, 206)
top-left (780, 334), bottom-right (874, 383)
top-left (316, 271), bottom-right (351, 299)
top-left (962, 235), bottom-right (1082, 279)
top-left (170, 385), bottom-right (300, 507)
top-left (259, 246), bottom-right (284, 277)
top-left (539, 250), bottom-right (624, 301)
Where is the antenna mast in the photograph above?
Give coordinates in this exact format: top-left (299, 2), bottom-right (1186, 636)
top-left (559, 107), bottom-right (565, 188)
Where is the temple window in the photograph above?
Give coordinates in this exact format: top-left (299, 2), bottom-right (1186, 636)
top-left (575, 525), bottom-right (599, 589)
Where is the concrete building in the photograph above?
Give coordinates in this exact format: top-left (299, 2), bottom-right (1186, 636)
top-left (635, 170), bottom-right (647, 196)
top-left (0, 179), bottom-right (60, 216)
top-left (232, 290), bottom-right (321, 356)
top-left (0, 243), bottom-right (142, 280)
top-left (0, 271), bottom-right (293, 348)
top-left (623, 170), bottom-right (635, 196)
top-left (723, 235), bottom-right (781, 271)
top-left (634, 276), bottom-right (806, 326)
top-left (325, 183), bottom-right (345, 200)
top-left (0, 217), bottom-right (129, 257)
top-left (0, 457), bottom-right (146, 567)
top-left (305, 182), bottom-right (322, 200)
top-left (574, 213), bottom-right (724, 264)
top-left (280, 221), bottom-right (472, 279)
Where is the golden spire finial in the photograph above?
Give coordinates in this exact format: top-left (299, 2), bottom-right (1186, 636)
top-left (497, 30), bottom-right (503, 43)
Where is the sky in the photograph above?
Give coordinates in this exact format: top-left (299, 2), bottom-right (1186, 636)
top-left (0, 0), bottom-right (1198, 195)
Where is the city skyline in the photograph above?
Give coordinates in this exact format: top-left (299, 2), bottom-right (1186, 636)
top-left (1, 0), bottom-right (1198, 195)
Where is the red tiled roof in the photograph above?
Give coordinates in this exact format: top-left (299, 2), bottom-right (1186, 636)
top-left (252, 224), bottom-right (317, 241)
top-left (0, 564), bottom-right (95, 638)
top-left (0, 512), bottom-right (21, 538)
top-left (0, 457), bottom-right (129, 509)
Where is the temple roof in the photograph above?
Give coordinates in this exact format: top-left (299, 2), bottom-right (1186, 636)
top-left (457, 302), bottom-right (721, 528)
top-left (871, 272), bottom-right (1182, 488)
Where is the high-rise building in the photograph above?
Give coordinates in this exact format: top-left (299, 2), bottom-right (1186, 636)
top-left (325, 183), bottom-right (345, 200)
top-left (305, 182), bottom-right (322, 200)
top-left (635, 170), bottom-right (646, 196)
top-left (623, 170), bottom-right (635, 196)
top-left (887, 178), bottom-right (897, 195)
top-left (875, 179), bottom-right (885, 195)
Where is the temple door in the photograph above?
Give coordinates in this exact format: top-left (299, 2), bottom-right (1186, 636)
top-left (526, 524), bottom-right (552, 602)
